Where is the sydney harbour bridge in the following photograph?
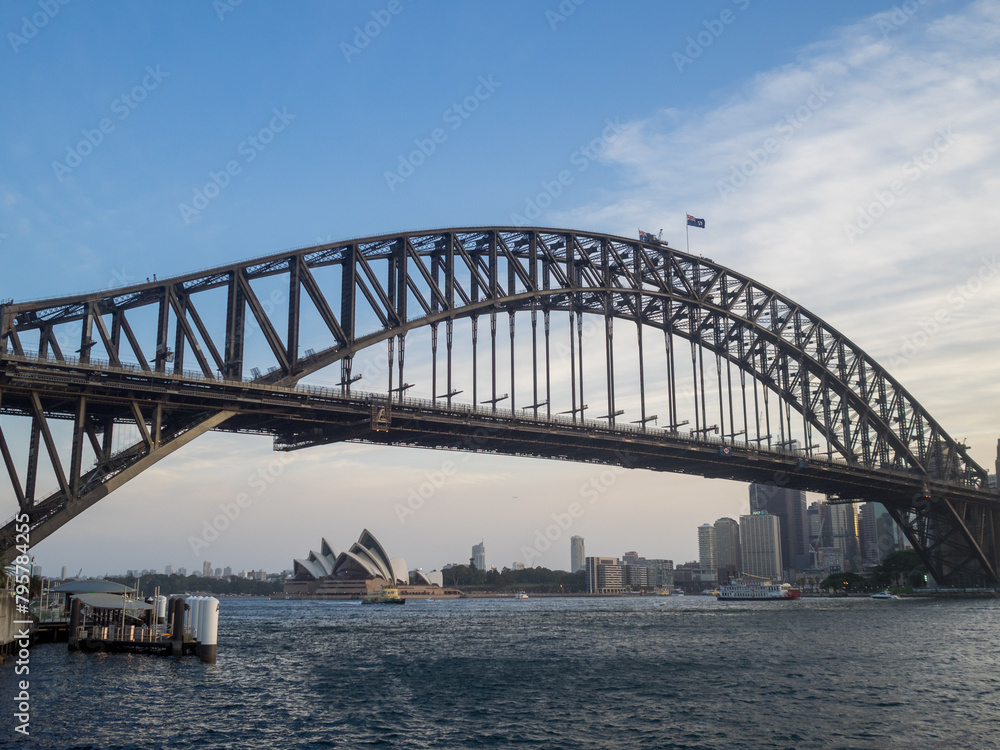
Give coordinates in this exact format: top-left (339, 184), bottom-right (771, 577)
top-left (0, 227), bottom-right (997, 585)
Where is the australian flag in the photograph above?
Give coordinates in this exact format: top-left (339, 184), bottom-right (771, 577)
top-left (638, 229), bottom-right (658, 243)
top-left (686, 214), bottom-right (706, 229)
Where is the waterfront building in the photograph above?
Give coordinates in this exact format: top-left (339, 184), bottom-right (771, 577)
top-left (223, 566), bottom-right (232, 578)
top-left (164, 564), bottom-right (174, 576)
top-left (582, 552), bottom-right (673, 592)
top-left (698, 524), bottom-right (718, 582)
top-left (585, 556), bottom-right (624, 593)
top-left (472, 541), bottom-right (486, 570)
top-left (597, 562), bottom-right (625, 592)
top-left (749, 484), bottom-right (809, 575)
top-left (645, 559), bottom-right (675, 589)
top-left (285, 529), bottom-right (460, 600)
top-left (673, 561), bottom-right (716, 592)
top-left (714, 518), bottom-right (741, 582)
top-left (625, 564), bottom-right (648, 588)
top-left (740, 513), bottom-right (783, 580)
top-left (672, 562), bottom-right (696, 588)
top-left (61, 565), bottom-right (68, 580)
top-left (570, 536), bottom-right (586, 573)
top-left (202, 561), bottom-right (213, 578)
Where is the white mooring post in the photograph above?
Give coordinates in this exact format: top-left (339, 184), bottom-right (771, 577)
top-left (196, 597), bottom-right (219, 664)
top-left (186, 596), bottom-right (202, 641)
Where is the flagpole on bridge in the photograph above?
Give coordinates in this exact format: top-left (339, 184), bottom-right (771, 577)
top-left (685, 213), bottom-right (690, 254)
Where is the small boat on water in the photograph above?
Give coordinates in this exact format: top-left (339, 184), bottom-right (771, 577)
top-left (514, 592), bottom-right (529, 600)
top-left (871, 590), bottom-right (900, 600)
top-left (362, 584), bottom-right (405, 605)
top-left (718, 580), bottom-right (800, 601)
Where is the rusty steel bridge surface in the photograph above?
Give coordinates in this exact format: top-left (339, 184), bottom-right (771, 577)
top-left (0, 227), bottom-right (997, 585)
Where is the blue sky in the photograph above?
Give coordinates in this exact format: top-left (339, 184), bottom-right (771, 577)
top-left (3, 1), bottom-right (999, 577)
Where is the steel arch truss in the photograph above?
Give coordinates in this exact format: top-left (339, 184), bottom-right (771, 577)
top-left (0, 227), bottom-right (995, 583)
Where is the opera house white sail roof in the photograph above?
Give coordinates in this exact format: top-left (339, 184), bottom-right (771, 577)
top-left (292, 529), bottom-right (443, 587)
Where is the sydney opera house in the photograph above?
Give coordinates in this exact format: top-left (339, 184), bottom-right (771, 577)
top-left (283, 529), bottom-right (462, 600)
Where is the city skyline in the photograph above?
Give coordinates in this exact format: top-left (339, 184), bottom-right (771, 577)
top-left (27, 489), bottom-right (929, 580)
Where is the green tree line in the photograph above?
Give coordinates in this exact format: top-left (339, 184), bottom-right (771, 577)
top-left (106, 573), bottom-right (283, 597)
top-left (819, 550), bottom-right (927, 593)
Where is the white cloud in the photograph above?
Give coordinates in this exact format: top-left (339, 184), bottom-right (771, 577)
top-left (554, 0), bottom-right (1000, 468)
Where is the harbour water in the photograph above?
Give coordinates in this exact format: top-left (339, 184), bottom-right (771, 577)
top-left (6, 595), bottom-right (1000, 749)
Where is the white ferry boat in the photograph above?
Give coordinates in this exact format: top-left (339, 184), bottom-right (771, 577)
top-left (718, 580), bottom-right (801, 601)
top-left (871, 590), bottom-right (900, 600)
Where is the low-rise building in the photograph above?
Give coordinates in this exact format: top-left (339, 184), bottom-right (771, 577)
top-left (585, 556), bottom-right (624, 593)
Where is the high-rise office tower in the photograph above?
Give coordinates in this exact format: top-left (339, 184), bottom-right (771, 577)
top-left (698, 523), bottom-right (717, 569)
top-left (858, 503), bottom-right (879, 566)
top-left (740, 513), bottom-right (783, 580)
top-left (749, 483), bottom-right (809, 574)
top-left (714, 517), bottom-right (741, 581)
top-left (570, 536), bottom-right (586, 573)
top-left (472, 541), bottom-right (486, 570)
top-left (828, 501), bottom-right (860, 570)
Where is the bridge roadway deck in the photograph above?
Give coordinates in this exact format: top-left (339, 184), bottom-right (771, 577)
top-left (2, 353), bottom-right (996, 515)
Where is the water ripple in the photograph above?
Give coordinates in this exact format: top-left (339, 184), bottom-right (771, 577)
top-left (5, 596), bottom-right (1000, 749)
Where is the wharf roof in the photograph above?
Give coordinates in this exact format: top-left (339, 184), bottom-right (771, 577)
top-left (51, 580), bottom-right (132, 594)
top-left (73, 593), bottom-right (153, 610)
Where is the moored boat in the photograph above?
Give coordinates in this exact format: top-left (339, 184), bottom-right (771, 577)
top-left (717, 580), bottom-right (800, 601)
